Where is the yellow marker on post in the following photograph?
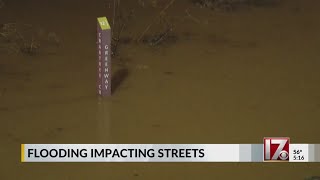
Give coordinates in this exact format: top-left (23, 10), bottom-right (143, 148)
top-left (97, 17), bottom-right (111, 30)
top-left (97, 17), bottom-right (112, 96)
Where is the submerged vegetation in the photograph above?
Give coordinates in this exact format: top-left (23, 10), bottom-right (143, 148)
top-left (192, 0), bottom-right (279, 11)
top-left (0, 23), bottom-right (60, 55)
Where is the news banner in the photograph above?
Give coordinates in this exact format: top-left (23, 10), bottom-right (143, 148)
top-left (21, 138), bottom-right (320, 162)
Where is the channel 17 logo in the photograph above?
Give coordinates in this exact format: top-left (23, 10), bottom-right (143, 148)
top-left (264, 137), bottom-right (290, 161)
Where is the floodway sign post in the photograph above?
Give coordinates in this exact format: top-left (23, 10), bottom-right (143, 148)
top-left (97, 17), bottom-right (112, 96)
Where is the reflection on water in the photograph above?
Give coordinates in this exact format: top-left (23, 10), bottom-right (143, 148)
top-left (96, 98), bottom-right (112, 143)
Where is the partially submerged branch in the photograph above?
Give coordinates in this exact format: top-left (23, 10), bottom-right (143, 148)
top-left (136, 0), bottom-right (176, 42)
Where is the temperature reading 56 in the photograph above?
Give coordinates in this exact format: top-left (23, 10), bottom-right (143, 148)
top-left (293, 149), bottom-right (304, 160)
top-left (293, 149), bottom-right (302, 154)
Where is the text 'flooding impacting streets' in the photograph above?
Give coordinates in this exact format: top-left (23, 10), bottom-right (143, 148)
top-left (27, 148), bottom-right (205, 159)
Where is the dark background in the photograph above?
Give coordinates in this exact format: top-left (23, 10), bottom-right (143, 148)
top-left (0, 0), bottom-right (320, 179)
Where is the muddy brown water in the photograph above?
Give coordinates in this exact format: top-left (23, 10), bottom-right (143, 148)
top-left (1, 0), bottom-right (320, 179)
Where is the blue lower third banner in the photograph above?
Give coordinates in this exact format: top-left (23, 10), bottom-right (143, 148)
top-left (21, 144), bottom-right (320, 162)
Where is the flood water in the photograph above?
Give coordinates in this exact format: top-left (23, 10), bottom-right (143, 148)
top-left (0, 0), bottom-right (320, 179)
